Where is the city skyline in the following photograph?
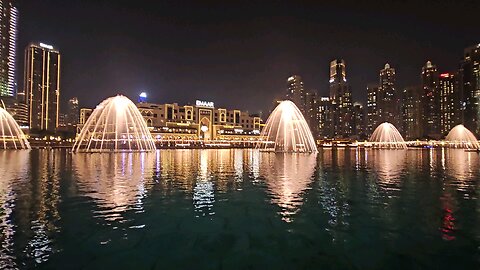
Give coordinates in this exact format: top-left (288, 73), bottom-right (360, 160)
top-left (13, 0), bottom-right (480, 113)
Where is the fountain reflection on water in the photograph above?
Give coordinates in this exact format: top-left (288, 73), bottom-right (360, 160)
top-left (369, 122), bottom-right (407, 149)
top-left (73, 95), bottom-right (156, 152)
top-left (257, 100), bottom-right (317, 153)
top-left (445, 124), bottom-right (480, 149)
top-left (0, 107), bottom-right (30, 149)
top-left (73, 152), bottom-right (159, 221)
top-left (260, 152), bottom-right (317, 222)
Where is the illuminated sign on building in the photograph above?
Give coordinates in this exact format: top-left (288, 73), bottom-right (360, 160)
top-left (196, 100), bottom-right (214, 108)
top-left (39, 43), bottom-right (54, 50)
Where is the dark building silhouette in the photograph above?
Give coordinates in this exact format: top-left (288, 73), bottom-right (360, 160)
top-left (402, 85), bottom-right (423, 140)
top-left (458, 44), bottom-right (480, 135)
top-left (329, 59), bottom-right (353, 138)
top-left (421, 61), bottom-right (441, 139)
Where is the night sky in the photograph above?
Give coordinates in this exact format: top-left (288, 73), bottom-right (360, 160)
top-left (15, 0), bottom-right (480, 115)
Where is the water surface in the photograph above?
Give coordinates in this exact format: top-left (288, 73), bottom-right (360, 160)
top-left (0, 149), bottom-right (479, 269)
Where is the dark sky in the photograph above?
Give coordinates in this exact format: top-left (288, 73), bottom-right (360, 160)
top-left (15, 0), bottom-right (480, 115)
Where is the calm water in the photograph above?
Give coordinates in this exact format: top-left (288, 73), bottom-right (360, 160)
top-left (0, 149), bottom-right (479, 269)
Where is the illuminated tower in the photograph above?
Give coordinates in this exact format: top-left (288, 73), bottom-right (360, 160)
top-left (459, 44), bottom-right (480, 135)
top-left (0, 0), bottom-right (18, 97)
top-left (439, 73), bottom-right (458, 135)
top-left (67, 97), bottom-right (79, 126)
top-left (24, 42), bottom-right (61, 132)
top-left (286, 75), bottom-right (305, 112)
top-left (329, 59), bottom-right (353, 138)
top-left (366, 83), bottom-right (379, 136)
top-left (378, 63), bottom-right (400, 129)
top-left (421, 61), bottom-right (440, 138)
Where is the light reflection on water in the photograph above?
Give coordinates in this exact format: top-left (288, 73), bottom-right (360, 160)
top-left (0, 148), bottom-right (478, 269)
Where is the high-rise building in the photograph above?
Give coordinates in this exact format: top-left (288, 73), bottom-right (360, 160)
top-left (0, 0), bottom-right (18, 98)
top-left (458, 44), bottom-right (480, 135)
top-left (24, 42), bottom-right (61, 132)
top-left (304, 89), bottom-right (318, 138)
top-left (366, 83), bottom-right (379, 136)
top-left (378, 63), bottom-right (401, 130)
top-left (329, 59), bottom-right (353, 138)
top-left (421, 61), bottom-right (441, 138)
top-left (0, 96), bottom-right (28, 127)
top-left (352, 102), bottom-right (365, 139)
top-left (286, 75), bottom-right (305, 113)
top-left (402, 85), bottom-right (423, 140)
top-left (439, 73), bottom-right (459, 135)
top-left (67, 97), bottom-right (79, 126)
top-left (317, 97), bottom-right (331, 138)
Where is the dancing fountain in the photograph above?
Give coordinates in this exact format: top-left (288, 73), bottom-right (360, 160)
top-left (73, 95), bottom-right (156, 152)
top-left (445, 124), bottom-right (480, 149)
top-left (369, 122), bottom-right (407, 149)
top-left (0, 107), bottom-right (30, 149)
top-left (257, 100), bottom-right (317, 153)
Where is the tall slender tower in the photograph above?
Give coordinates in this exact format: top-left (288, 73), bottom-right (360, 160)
top-left (378, 63), bottom-right (401, 130)
top-left (329, 59), bottom-right (353, 138)
top-left (286, 75), bottom-right (305, 112)
top-left (366, 83), bottom-right (379, 136)
top-left (459, 44), bottom-right (480, 135)
top-left (0, 0), bottom-right (18, 98)
top-left (422, 61), bottom-right (440, 138)
top-left (24, 42), bottom-right (61, 132)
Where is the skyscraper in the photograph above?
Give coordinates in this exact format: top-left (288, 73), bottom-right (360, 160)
top-left (402, 85), bottom-right (423, 140)
top-left (439, 73), bottom-right (458, 135)
top-left (366, 83), bottom-right (379, 136)
top-left (317, 97), bottom-right (331, 138)
top-left (0, 0), bottom-right (18, 98)
top-left (378, 63), bottom-right (401, 129)
top-left (304, 89), bottom-right (318, 138)
top-left (421, 61), bottom-right (441, 138)
top-left (352, 102), bottom-right (365, 139)
top-left (329, 59), bottom-right (353, 138)
top-left (67, 97), bottom-right (79, 126)
top-left (459, 44), bottom-right (480, 135)
top-left (286, 75), bottom-right (305, 113)
top-left (24, 42), bottom-right (61, 132)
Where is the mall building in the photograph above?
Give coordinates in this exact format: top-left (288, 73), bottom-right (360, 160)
top-left (135, 100), bottom-right (263, 143)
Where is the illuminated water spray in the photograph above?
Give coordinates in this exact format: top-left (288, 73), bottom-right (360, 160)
top-left (369, 122), bottom-right (407, 149)
top-left (445, 124), bottom-right (479, 149)
top-left (257, 100), bottom-right (317, 153)
top-left (0, 107), bottom-right (30, 149)
top-left (73, 95), bottom-right (156, 152)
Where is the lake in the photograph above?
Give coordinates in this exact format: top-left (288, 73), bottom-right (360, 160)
top-left (0, 148), bottom-right (479, 269)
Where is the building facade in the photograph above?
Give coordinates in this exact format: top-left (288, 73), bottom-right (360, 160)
top-left (378, 63), bottom-right (401, 130)
top-left (352, 102), bottom-right (365, 139)
top-left (366, 83), bottom-right (379, 136)
top-left (24, 43), bottom-right (61, 132)
top-left (67, 97), bottom-right (79, 126)
top-left (459, 44), bottom-right (480, 135)
top-left (439, 73), bottom-right (458, 135)
top-left (402, 85), bottom-right (423, 140)
top-left (421, 61), bottom-right (441, 138)
top-left (79, 108), bottom-right (92, 125)
top-left (135, 100), bottom-right (263, 142)
top-left (317, 96), bottom-right (331, 139)
top-left (329, 59), bottom-right (353, 138)
top-left (0, 0), bottom-right (18, 98)
top-left (286, 75), bottom-right (305, 113)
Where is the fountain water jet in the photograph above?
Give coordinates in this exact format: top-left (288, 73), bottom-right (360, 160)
top-left (445, 124), bottom-right (479, 149)
top-left (369, 122), bottom-right (407, 149)
top-left (73, 95), bottom-right (156, 152)
top-left (0, 107), bottom-right (30, 149)
top-left (257, 100), bottom-right (317, 153)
